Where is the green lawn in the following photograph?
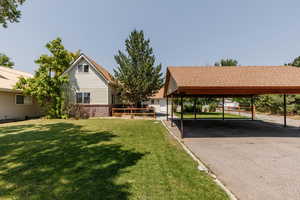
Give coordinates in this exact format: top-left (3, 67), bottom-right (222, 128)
top-left (0, 119), bottom-right (229, 200)
top-left (175, 112), bottom-right (249, 119)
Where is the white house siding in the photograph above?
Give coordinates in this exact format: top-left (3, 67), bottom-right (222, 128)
top-left (65, 58), bottom-right (115, 116)
top-left (0, 92), bottom-right (40, 120)
top-left (67, 59), bottom-right (109, 104)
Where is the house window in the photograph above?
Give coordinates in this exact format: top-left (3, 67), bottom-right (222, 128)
top-left (78, 64), bottom-right (89, 72)
top-left (76, 92), bottom-right (90, 104)
top-left (78, 64), bottom-right (83, 72)
top-left (83, 64), bottom-right (89, 72)
top-left (16, 95), bottom-right (32, 105)
top-left (16, 95), bottom-right (24, 104)
top-left (83, 93), bottom-right (90, 104)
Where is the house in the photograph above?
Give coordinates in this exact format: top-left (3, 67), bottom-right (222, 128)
top-left (63, 53), bottom-right (119, 117)
top-left (147, 88), bottom-right (171, 114)
top-left (0, 66), bottom-right (40, 121)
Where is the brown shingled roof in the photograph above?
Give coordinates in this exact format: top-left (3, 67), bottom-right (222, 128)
top-left (165, 66), bottom-right (300, 96)
top-left (85, 56), bottom-right (113, 82)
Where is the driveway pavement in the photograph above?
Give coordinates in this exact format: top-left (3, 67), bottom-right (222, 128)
top-left (165, 120), bottom-right (300, 200)
top-left (228, 110), bottom-right (300, 127)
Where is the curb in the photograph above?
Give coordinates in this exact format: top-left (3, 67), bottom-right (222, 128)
top-left (161, 120), bottom-right (238, 200)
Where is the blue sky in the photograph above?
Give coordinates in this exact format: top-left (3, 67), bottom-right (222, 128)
top-left (1, 0), bottom-right (300, 74)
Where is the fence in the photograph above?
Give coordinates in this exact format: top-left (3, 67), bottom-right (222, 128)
top-left (112, 107), bottom-right (156, 119)
top-left (217, 105), bottom-right (256, 117)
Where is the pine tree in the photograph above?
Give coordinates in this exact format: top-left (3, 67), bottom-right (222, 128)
top-left (114, 30), bottom-right (163, 106)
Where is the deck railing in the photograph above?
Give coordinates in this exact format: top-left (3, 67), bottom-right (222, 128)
top-left (112, 107), bottom-right (156, 119)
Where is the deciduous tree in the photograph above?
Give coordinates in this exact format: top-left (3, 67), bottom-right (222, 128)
top-left (214, 58), bottom-right (238, 66)
top-left (0, 0), bottom-right (25, 28)
top-left (15, 37), bottom-right (80, 118)
top-left (0, 53), bottom-right (14, 68)
top-left (287, 56), bottom-right (300, 67)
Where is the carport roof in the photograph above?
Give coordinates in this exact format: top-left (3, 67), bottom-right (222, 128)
top-left (165, 66), bottom-right (300, 96)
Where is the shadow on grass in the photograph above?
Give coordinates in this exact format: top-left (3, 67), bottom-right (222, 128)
top-left (0, 122), bottom-right (144, 200)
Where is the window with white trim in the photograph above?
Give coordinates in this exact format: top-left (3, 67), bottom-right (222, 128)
top-left (78, 64), bottom-right (89, 73)
top-left (76, 92), bottom-right (90, 104)
top-left (16, 95), bottom-right (32, 105)
top-left (83, 64), bottom-right (89, 72)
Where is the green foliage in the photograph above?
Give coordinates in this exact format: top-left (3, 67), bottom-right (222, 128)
top-left (287, 56), bottom-right (300, 67)
top-left (15, 37), bottom-right (80, 118)
top-left (114, 30), bottom-right (163, 106)
top-left (173, 97), bottom-right (219, 112)
top-left (214, 58), bottom-right (238, 66)
top-left (0, 0), bottom-right (25, 28)
top-left (0, 53), bottom-right (14, 67)
top-left (234, 95), bottom-right (300, 115)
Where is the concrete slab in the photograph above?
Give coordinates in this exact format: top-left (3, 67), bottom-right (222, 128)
top-left (166, 120), bottom-right (300, 200)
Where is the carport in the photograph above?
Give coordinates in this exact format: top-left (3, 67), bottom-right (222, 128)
top-left (164, 66), bottom-right (300, 138)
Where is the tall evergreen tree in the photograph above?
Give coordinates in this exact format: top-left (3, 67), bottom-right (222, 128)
top-left (0, 0), bottom-right (25, 28)
top-left (0, 53), bottom-right (14, 68)
top-left (214, 58), bottom-right (238, 66)
top-left (15, 37), bottom-right (80, 118)
top-left (114, 30), bottom-right (163, 106)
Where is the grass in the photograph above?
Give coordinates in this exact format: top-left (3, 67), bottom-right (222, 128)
top-left (0, 119), bottom-right (229, 200)
top-left (175, 112), bottom-right (249, 119)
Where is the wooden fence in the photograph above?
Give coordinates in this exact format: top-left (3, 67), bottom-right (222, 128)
top-left (217, 105), bottom-right (256, 117)
top-left (112, 107), bottom-right (156, 119)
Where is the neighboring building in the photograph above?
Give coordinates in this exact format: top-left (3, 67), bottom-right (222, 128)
top-left (63, 53), bottom-right (119, 117)
top-left (0, 67), bottom-right (40, 121)
top-left (147, 88), bottom-right (171, 114)
top-left (218, 99), bottom-right (239, 108)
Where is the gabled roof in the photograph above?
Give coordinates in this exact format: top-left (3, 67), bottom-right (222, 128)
top-left (0, 66), bottom-right (33, 92)
top-left (84, 55), bottom-right (113, 82)
top-left (64, 53), bottom-right (113, 83)
top-left (165, 66), bottom-right (300, 96)
top-left (151, 87), bottom-right (164, 99)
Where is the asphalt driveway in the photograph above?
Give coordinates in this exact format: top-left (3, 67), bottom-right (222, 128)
top-left (180, 120), bottom-right (300, 200)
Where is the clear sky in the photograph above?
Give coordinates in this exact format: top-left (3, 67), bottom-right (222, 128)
top-left (1, 0), bottom-right (300, 74)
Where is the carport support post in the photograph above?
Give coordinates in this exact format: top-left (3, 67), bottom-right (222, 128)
top-left (222, 97), bottom-right (225, 120)
top-left (251, 96), bottom-right (255, 120)
top-left (180, 95), bottom-right (183, 138)
top-left (166, 96), bottom-right (169, 120)
top-left (194, 97), bottom-right (197, 119)
top-left (284, 94), bottom-right (287, 127)
top-left (171, 96), bottom-right (174, 127)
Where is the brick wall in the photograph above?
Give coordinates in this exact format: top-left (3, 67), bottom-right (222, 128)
top-left (79, 105), bottom-right (112, 117)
